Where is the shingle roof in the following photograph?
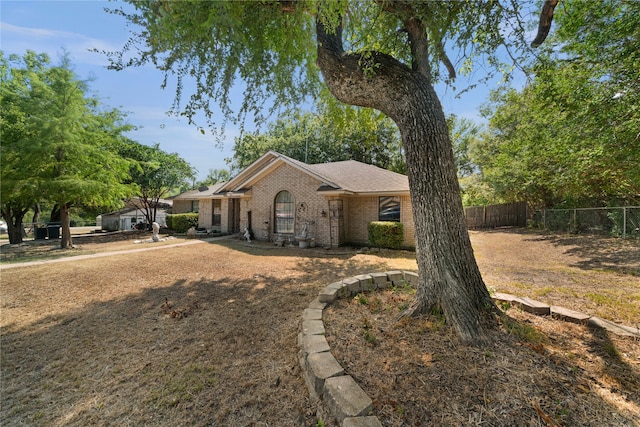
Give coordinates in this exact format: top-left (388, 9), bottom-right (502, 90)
top-left (194, 151), bottom-right (409, 197)
top-left (306, 160), bottom-right (408, 193)
top-left (268, 152), bottom-right (408, 193)
top-left (171, 182), bottom-right (226, 200)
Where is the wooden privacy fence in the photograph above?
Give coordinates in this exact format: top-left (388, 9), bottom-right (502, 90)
top-left (464, 201), bottom-right (528, 229)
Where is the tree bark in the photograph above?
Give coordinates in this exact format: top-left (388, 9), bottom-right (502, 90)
top-left (50, 204), bottom-right (62, 223)
top-left (316, 17), bottom-right (497, 345)
top-left (32, 203), bottom-right (41, 227)
top-left (531, 0), bottom-right (558, 48)
top-left (60, 203), bottom-right (74, 249)
top-left (1, 206), bottom-right (28, 245)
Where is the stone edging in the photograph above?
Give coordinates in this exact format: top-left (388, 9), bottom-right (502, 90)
top-left (298, 270), bottom-right (640, 427)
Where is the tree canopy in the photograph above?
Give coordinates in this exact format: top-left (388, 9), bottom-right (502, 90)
top-left (466, 0), bottom-right (639, 208)
top-left (109, 0), bottom-right (554, 344)
top-left (117, 140), bottom-right (195, 227)
top-left (230, 99), bottom-right (405, 173)
top-left (196, 168), bottom-right (231, 188)
top-left (107, 1), bottom-right (538, 133)
top-left (1, 51), bottom-right (135, 246)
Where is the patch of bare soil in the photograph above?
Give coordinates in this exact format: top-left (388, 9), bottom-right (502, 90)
top-left (325, 290), bottom-right (640, 426)
top-left (323, 229), bottom-right (640, 426)
top-left (470, 229), bottom-right (640, 326)
top-left (1, 229), bottom-right (639, 426)
top-left (0, 239), bottom-right (406, 426)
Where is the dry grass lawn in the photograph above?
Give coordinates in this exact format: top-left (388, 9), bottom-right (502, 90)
top-left (1, 229), bottom-right (639, 426)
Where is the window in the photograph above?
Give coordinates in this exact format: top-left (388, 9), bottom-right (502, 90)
top-left (379, 196), bottom-right (400, 222)
top-left (274, 190), bottom-right (294, 233)
top-left (212, 199), bottom-right (221, 227)
top-left (191, 200), bottom-right (199, 213)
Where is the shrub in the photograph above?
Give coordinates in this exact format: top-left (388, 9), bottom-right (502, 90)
top-left (166, 213), bottom-right (199, 233)
top-left (368, 221), bottom-right (404, 249)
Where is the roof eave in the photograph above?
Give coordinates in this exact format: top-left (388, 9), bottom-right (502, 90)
top-left (353, 190), bottom-right (410, 196)
top-left (318, 189), bottom-right (409, 196)
top-left (222, 188), bottom-right (252, 198)
top-left (317, 189), bottom-right (355, 196)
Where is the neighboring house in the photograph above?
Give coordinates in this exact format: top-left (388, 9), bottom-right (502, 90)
top-left (99, 199), bottom-right (172, 231)
top-left (173, 151), bottom-right (414, 247)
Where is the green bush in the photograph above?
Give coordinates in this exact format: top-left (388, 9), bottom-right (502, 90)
top-left (166, 213), bottom-right (199, 233)
top-left (368, 221), bottom-right (404, 249)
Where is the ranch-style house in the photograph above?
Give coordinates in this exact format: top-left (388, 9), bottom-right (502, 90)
top-left (172, 151), bottom-right (415, 248)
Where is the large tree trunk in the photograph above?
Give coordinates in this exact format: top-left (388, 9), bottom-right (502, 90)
top-left (59, 203), bottom-right (74, 249)
top-left (316, 18), bottom-right (497, 345)
top-left (2, 205), bottom-right (28, 245)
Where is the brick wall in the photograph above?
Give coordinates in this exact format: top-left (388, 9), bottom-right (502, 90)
top-left (345, 195), bottom-right (415, 248)
top-left (240, 163), bottom-right (334, 246)
top-left (198, 199), bottom-right (213, 229)
top-left (345, 196), bottom-right (378, 245)
top-left (172, 200), bottom-right (192, 214)
top-left (185, 162), bottom-right (416, 247)
top-left (400, 195), bottom-right (415, 247)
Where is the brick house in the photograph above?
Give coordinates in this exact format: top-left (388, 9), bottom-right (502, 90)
top-left (172, 151), bottom-right (414, 247)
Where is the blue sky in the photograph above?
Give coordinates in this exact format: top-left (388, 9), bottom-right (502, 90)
top-left (1, 0), bottom-right (532, 181)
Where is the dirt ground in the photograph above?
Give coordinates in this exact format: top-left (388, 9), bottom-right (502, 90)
top-left (1, 229), bottom-right (639, 426)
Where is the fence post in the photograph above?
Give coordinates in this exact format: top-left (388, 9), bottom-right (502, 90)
top-left (483, 205), bottom-right (487, 228)
top-left (623, 207), bottom-right (627, 239)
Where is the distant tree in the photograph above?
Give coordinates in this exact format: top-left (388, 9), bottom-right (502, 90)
top-left (197, 168), bottom-right (231, 187)
top-left (118, 141), bottom-right (195, 227)
top-left (477, 85), bottom-right (564, 207)
top-left (445, 115), bottom-right (498, 207)
top-left (1, 51), bottom-right (135, 247)
top-left (551, 0), bottom-right (639, 204)
top-left (231, 104), bottom-right (404, 173)
top-left (0, 52), bottom-right (43, 243)
top-left (447, 115), bottom-right (482, 179)
top-left (477, 0), bottom-right (640, 208)
top-left (318, 94), bottom-right (406, 173)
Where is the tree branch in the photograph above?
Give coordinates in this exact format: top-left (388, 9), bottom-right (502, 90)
top-left (316, 14), bottom-right (345, 57)
top-left (315, 13), bottom-right (415, 118)
top-left (531, 0), bottom-right (558, 48)
top-left (404, 17), bottom-right (432, 79)
top-left (437, 45), bottom-right (456, 81)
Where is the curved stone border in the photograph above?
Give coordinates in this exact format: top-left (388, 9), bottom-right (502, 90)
top-left (298, 270), bottom-right (639, 427)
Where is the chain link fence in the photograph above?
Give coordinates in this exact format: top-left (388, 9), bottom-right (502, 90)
top-left (532, 206), bottom-right (640, 239)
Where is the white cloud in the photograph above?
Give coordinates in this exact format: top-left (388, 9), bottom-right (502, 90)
top-left (0, 21), bottom-right (118, 66)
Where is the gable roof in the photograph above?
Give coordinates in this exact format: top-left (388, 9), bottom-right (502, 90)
top-left (218, 151), bottom-right (409, 195)
top-left (171, 181), bottom-right (226, 200)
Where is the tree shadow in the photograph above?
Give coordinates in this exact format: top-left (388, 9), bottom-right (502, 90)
top-left (528, 233), bottom-right (640, 276)
top-left (471, 227), bottom-right (640, 276)
top-left (1, 238), bottom-right (416, 427)
top-left (584, 325), bottom-right (640, 413)
top-left (1, 274), bottom-right (322, 426)
top-left (212, 237), bottom-right (417, 259)
top-left (323, 293), bottom-right (640, 425)
top-left (3, 235), bottom-right (638, 426)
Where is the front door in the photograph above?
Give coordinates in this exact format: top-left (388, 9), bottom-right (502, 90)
top-left (228, 198), bottom-right (241, 234)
